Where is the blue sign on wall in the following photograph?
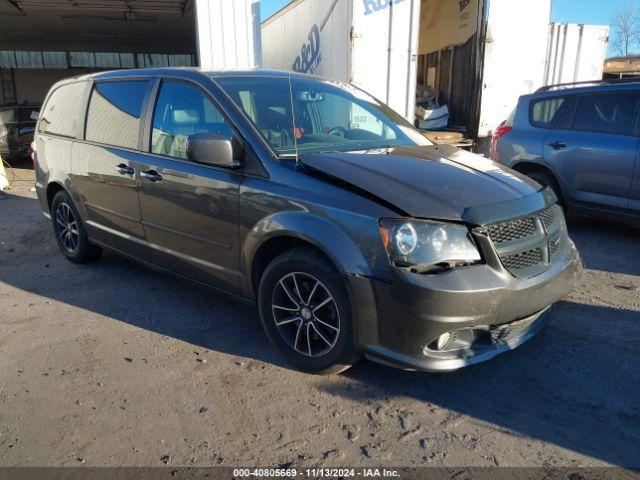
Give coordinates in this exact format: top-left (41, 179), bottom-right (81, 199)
top-left (292, 24), bottom-right (322, 74)
top-left (362, 0), bottom-right (407, 16)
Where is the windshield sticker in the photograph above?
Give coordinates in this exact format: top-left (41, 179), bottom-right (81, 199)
top-left (30, 111), bottom-right (39, 120)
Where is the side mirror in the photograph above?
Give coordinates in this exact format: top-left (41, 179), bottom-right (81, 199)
top-left (187, 132), bottom-right (241, 169)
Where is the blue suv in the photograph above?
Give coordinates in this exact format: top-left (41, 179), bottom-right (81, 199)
top-left (491, 80), bottom-right (640, 221)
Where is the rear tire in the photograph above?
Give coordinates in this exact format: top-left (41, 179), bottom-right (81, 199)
top-left (51, 190), bottom-right (102, 263)
top-left (258, 247), bottom-right (359, 375)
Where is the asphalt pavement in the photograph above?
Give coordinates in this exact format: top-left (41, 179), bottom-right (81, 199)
top-left (1, 162), bottom-right (639, 468)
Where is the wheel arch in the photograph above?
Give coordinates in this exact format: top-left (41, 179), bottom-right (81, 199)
top-left (242, 212), bottom-right (374, 300)
top-left (511, 161), bottom-right (565, 202)
top-left (45, 181), bottom-right (67, 211)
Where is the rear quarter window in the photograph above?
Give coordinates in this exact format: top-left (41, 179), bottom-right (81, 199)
top-left (85, 81), bottom-right (149, 150)
top-left (39, 82), bottom-right (87, 138)
top-left (530, 97), bottom-right (566, 129)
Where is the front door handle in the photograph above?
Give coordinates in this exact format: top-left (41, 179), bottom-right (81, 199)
top-left (140, 170), bottom-right (163, 182)
top-left (116, 163), bottom-right (134, 175)
top-left (548, 141), bottom-right (567, 150)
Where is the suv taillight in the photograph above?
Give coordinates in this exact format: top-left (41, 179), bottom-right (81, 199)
top-left (490, 125), bottom-right (512, 161)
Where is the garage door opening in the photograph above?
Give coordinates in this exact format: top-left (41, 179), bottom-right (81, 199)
top-left (0, 0), bottom-right (196, 106)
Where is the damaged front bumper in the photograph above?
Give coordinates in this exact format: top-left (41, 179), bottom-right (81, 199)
top-left (365, 307), bottom-right (551, 372)
top-left (349, 239), bottom-right (582, 373)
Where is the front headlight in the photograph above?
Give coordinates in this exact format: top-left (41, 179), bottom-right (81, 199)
top-left (379, 219), bottom-right (481, 272)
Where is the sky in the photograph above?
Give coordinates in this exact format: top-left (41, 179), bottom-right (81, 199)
top-left (260, 0), bottom-right (293, 21)
top-left (260, 0), bottom-right (635, 56)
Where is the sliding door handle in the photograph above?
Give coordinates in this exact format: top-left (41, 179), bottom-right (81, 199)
top-left (140, 170), bottom-right (163, 182)
top-left (116, 164), bottom-right (134, 175)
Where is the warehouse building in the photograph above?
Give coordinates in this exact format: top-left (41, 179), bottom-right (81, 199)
top-left (0, 0), bottom-right (260, 105)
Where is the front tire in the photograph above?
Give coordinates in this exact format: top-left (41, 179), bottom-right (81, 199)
top-left (258, 247), bottom-right (358, 375)
top-left (51, 190), bottom-right (102, 263)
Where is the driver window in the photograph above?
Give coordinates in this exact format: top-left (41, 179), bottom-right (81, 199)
top-left (151, 80), bottom-right (232, 159)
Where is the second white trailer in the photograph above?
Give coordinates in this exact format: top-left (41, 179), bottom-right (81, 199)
top-left (261, 0), bottom-right (421, 122)
top-left (544, 23), bottom-right (610, 86)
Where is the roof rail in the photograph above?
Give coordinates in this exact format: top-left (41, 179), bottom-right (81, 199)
top-left (536, 77), bottom-right (640, 93)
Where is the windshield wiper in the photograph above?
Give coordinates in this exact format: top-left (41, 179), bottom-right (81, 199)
top-left (362, 145), bottom-right (399, 154)
top-left (277, 144), bottom-right (400, 158)
top-left (277, 153), bottom-right (299, 159)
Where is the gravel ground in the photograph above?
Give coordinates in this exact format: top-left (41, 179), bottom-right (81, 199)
top-left (1, 162), bottom-right (639, 468)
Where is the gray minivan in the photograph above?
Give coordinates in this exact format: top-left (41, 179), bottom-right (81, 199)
top-left (34, 68), bottom-right (581, 374)
top-left (491, 80), bottom-right (640, 220)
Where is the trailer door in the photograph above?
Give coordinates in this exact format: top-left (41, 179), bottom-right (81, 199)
top-left (351, 0), bottom-right (420, 121)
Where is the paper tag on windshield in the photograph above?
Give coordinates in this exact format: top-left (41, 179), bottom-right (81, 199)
top-left (30, 111), bottom-right (39, 120)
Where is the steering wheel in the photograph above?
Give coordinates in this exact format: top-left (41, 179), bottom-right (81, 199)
top-left (328, 126), bottom-right (348, 137)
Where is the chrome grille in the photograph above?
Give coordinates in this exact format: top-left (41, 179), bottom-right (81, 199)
top-left (540, 208), bottom-right (557, 230)
top-left (484, 205), bottom-right (566, 278)
top-left (486, 216), bottom-right (536, 243)
top-left (502, 248), bottom-right (544, 271)
top-left (549, 233), bottom-right (561, 256)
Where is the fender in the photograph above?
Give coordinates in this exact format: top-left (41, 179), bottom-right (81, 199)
top-left (241, 210), bottom-right (375, 299)
top-left (241, 210), bottom-right (384, 349)
top-left (44, 169), bottom-right (88, 220)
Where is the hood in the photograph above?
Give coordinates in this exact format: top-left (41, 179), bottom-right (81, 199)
top-left (300, 144), bottom-right (544, 223)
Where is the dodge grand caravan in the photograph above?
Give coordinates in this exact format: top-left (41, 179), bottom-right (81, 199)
top-left (34, 69), bottom-right (582, 374)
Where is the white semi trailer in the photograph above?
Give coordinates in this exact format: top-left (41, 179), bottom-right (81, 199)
top-left (262, 0), bottom-right (421, 123)
top-left (261, 0), bottom-right (555, 148)
top-left (545, 23), bottom-right (609, 86)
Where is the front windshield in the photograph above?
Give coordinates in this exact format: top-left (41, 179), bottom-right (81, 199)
top-left (214, 76), bottom-right (431, 156)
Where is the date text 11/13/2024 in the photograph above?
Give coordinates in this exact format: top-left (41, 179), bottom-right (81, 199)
top-left (232, 468), bottom-right (401, 478)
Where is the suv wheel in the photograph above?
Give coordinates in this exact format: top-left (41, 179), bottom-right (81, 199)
top-left (258, 247), bottom-right (358, 375)
top-left (51, 190), bottom-right (102, 263)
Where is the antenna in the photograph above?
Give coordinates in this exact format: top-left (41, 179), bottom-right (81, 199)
top-left (288, 71), bottom-right (301, 168)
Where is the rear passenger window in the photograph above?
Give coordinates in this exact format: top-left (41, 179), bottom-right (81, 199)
top-left (39, 82), bottom-right (86, 137)
top-left (530, 97), bottom-right (566, 128)
top-left (574, 92), bottom-right (640, 136)
top-left (151, 81), bottom-right (232, 160)
top-left (556, 97), bottom-right (578, 130)
top-left (86, 81), bottom-right (148, 149)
